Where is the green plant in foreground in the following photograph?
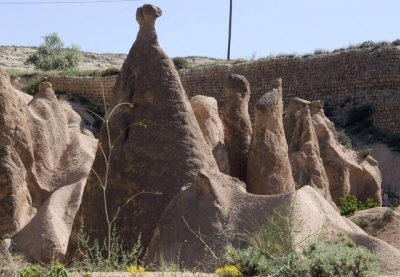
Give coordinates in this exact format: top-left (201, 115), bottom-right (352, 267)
top-left (75, 224), bottom-right (145, 272)
top-left (225, 246), bottom-right (269, 276)
top-left (48, 264), bottom-right (68, 277)
top-left (301, 239), bottom-right (378, 277)
top-left (224, 239), bottom-right (378, 277)
top-left (223, 191), bottom-right (378, 276)
top-left (18, 265), bottom-right (45, 277)
top-left (339, 195), bottom-right (378, 215)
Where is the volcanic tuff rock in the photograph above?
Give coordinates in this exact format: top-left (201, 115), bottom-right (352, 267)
top-left (147, 177), bottom-right (400, 274)
top-left (284, 98), bottom-right (331, 201)
top-left (0, 69), bottom-right (97, 262)
top-left (67, 4), bottom-right (220, 258)
top-left (350, 207), bottom-right (400, 251)
top-left (221, 74), bottom-right (252, 182)
top-left (190, 95), bottom-right (229, 174)
top-left (247, 79), bottom-right (295, 195)
top-left (310, 100), bottom-right (382, 205)
top-left (372, 143), bottom-right (400, 199)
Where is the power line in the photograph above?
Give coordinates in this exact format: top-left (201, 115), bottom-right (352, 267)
top-left (0, 0), bottom-right (138, 4)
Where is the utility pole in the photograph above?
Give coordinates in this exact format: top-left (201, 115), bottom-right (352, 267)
top-left (227, 0), bottom-right (232, 60)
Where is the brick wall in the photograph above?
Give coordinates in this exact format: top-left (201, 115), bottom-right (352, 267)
top-left (46, 75), bottom-right (117, 107)
top-left (47, 46), bottom-right (400, 135)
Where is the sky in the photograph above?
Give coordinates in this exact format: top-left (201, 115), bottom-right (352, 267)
top-left (0, 0), bottom-right (400, 59)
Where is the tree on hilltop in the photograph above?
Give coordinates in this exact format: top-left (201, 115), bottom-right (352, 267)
top-left (26, 32), bottom-right (83, 71)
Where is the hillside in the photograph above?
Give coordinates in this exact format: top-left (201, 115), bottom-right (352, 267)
top-left (0, 46), bottom-right (127, 72)
top-left (0, 46), bottom-right (224, 74)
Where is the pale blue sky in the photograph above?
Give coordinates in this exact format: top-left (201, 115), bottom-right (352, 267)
top-left (1, 0), bottom-right (399, 59)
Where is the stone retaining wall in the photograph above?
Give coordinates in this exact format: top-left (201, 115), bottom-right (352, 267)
top-left (47, 46), bottom-right (400, 135)
top-left (47, 75), bottom-right (116, 107)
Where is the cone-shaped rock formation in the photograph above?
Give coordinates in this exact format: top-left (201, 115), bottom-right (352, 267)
top-left (284, 98), bottom-right (332, 201)
top-left (247, 79), bottom-right (295, 195)
top-left (67, 4), bottom-right (220, 257)
top-left (190, 95), bottom-right (230, 174)
top-left (221, 74), bottom-right (252, 182)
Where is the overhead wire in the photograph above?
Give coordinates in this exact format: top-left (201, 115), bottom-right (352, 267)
top-left (0, 0), bottom-right (138, 4)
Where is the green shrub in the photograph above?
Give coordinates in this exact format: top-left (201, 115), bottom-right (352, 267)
top-left (222, 195), bottom-right (378, 276)
top-left (26, 33), bottom-right (83, 71)
top-left (22, 76), bottom-right (44, 95)
top-left (358, 148), bottom-right (373, 159)
top-left (100, 67), bottom-right (121, 76)
top-left (392, 39), bottom-right (400, 46)
top-left (172, 57), bottom-right (189, 70)
top-left (225, 246), bottom-right (269, 276)
top-left (339, 195), bottom-right (378, 215)
top-left (360, 40), bottom-right (374, 48)
top-left (74, 227), bottom-right (145, 272)
top-left (301, 239), bottom-right (378, 276)
top-left (336, 129), bottom-right (352, 149)
top-left (314, 49), bottom-right (329, 55)
top-left (18, 265), bottom-right (45, 277)
top-left (224, 239), bottom-right (378, 277)
top-left (48, 264), bottom-right (68, 277)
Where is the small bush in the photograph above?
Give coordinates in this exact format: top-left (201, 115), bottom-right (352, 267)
top-left (172, 57), bottom-right (189, 70)
top-left (360, 40), bottom-right (375, 49)
top-left (314, 49), bottom-right (329, 55)
top-left (301, 239), bottom-right (378, 276)
top-left (48, 264), bottom-right (68, 277)
top-left (358, 148), bottom-right (373, 159)
top-left (225, 246), bottom-right (269, 276)
top-left (336, 129), bottom-right (352, 149)
top-left (22, 77), bottom-right (44, 95)
top-left (392, 39), bottom-right (400, 46)
top-left (18, 265), bottom-right (45, 277)
top-left (74, 227), bottom-right (145, 272)
top-left (215, 265), bottom-right (242, 277)
top-left (26, 33), bottom-right (83, 71)
top-left (339, 195), bottom-right (378, 215)
top-left (100, 67), bottom-right (121, 76)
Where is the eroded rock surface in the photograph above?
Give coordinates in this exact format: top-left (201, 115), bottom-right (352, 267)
top-left (284, 98), bottom-right (331, 201)
top-left (350, 207), bottom-right (400, 251)
top-left (372, 143), bottom-right (400, 202)
top-left (221, 74), bottom-right (252, 182)
top-left (0, 70), bottom-right (97, 262)
top-left (148, 177), bottom-right (400, 274)
top-left (67, 4), bottom-right (220, 258)
top-left (190, 95), bottom-right (229, 174)
top-left (310, 101), bottom-right (382, 205)
top-left (247, 79), bottom-right (295, 195)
